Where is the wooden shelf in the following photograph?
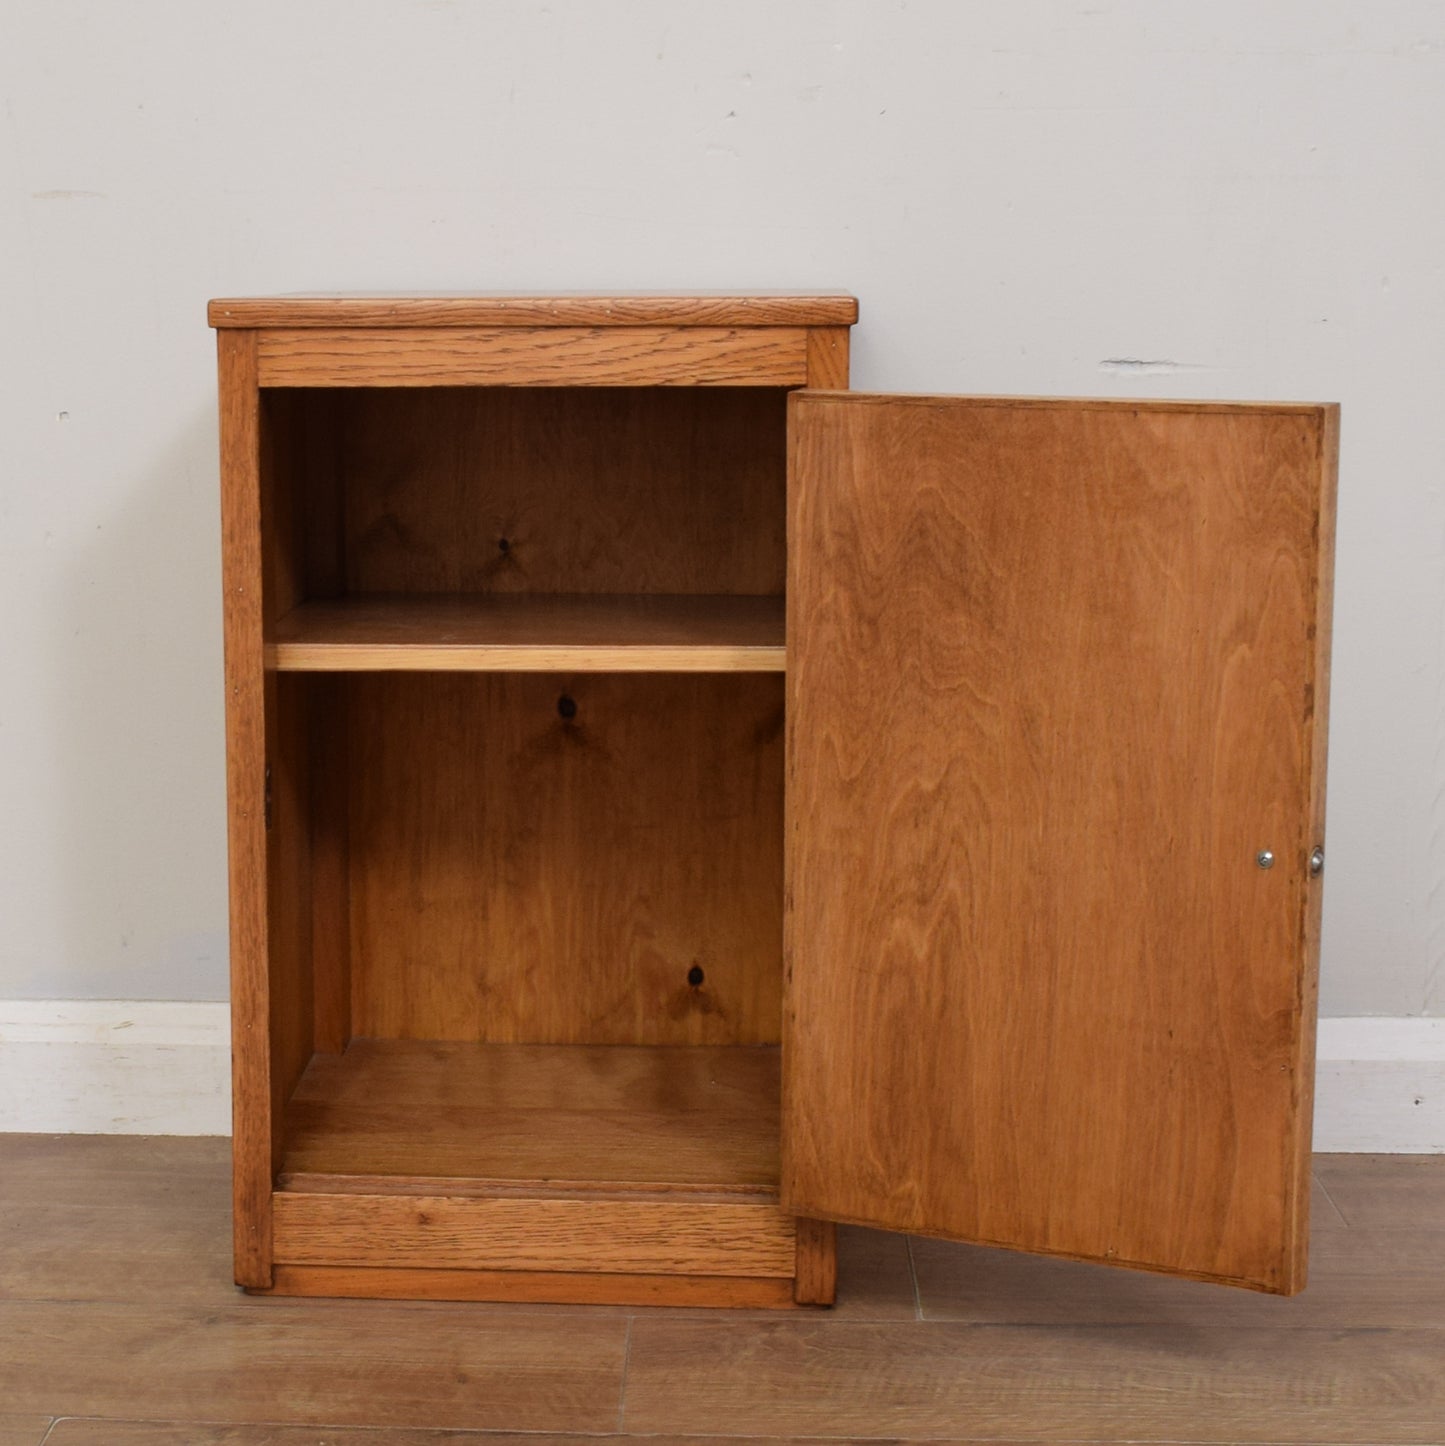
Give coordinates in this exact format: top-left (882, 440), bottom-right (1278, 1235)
top-left (268, 594), bottom-right (786, 673)
top-left (279, 1040), bottom-right (782, 1198)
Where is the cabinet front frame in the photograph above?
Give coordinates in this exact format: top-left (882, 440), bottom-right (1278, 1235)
top-left (217, 311), bottom-right (851, 1304)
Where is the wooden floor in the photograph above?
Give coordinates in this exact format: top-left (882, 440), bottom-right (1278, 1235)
top-left (1, 1139), bottom-right (1443, 1444)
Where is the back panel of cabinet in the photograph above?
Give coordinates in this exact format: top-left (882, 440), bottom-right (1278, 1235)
top-left (257, 384), bottom-right (789, 1054)
top-left (343, 670), bottom-right (785, 1044)
top-left (263, 386), bottom-right (789, 599)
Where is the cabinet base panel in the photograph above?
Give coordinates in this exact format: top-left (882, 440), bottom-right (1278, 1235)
top-left (252, 1264), bottom-right (803, 1309)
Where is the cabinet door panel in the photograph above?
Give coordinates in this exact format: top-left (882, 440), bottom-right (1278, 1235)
top-left (783, 394), bottom-right (1336, 1294)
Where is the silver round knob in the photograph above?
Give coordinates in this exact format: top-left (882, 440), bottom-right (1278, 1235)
top-left (1256, 850), bottom-right (1275, 869)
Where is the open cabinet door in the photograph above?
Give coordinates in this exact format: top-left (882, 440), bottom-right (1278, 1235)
top-left (783, 393), bottom-right (1336, 1294)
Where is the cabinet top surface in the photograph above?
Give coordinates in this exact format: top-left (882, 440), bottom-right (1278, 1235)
top-left (208, 291), bottom-right (859, 329)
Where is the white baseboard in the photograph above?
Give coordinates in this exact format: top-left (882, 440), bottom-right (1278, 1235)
top-left (0, 1000), bottom-right (230, 1135)
top-left (0, 1003), bottom-right (1441, 1149)
top-left (1313, 1016), bottom-right (1445, 1152)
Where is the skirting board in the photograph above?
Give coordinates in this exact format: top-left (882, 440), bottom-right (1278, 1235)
top-left (1314, 1017), bottom-right (1445, 1152)
top-left (0, 1002), bottom-right (1440, 1150)
top-left (0, 1001), bottom-right (231, 1135)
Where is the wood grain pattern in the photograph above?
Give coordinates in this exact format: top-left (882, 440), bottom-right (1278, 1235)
top-left (210, 292), bottom-right (858, 329)
top-left (0, 1134), bottom-right (231, 1211)
top-left (264, 1229), bottom-right (912, 1316)
top-left (912, 1225), bottom-right (1445, 1329)
top-left (259, 387), bottom-right (347, 604)
top-left (621, 1317), bottom-right (1445, 1441)
top-left (793, 1217), bottom-right (838, 1306)
top-left (260, 1265), bottom-right (797, 1308)
top-left (43, 1430), bottom-right (664, 1446)
top-left (265, 674), bottom-right (314, 1165)
top-left (212, 298), bottom-right (827, 1307)
top-left (7, 1139), bottom-right (1445, 1441)
top-left (272, 1191), bottom-right (796, 1276)
top-left (280, 1040), bottom-right (780, 1191)
top-left (308, 675), bottom-right (350, 1054)
top-left (0, 1142), bottom-right (914, 1321)
top-left (41, 1429), bottom-right (496, 1446)
top-left (346, 673), bottom-right (784, 1045)
top-left (805, 328), bottom-right (851, 389)
top-left (0, 1300), bottom-right (628, 1432)
top-left (784, 394), bottom-right (1338, 1294)
top-left (1290, 404), bottom-right (1339, 1260)
top-left (269, 594), bottom-right (786, 673)
top-left (0, 1201), bottom-right (236, 1305)
top-left (320, 386), bottom-right (787, 597)
top-left (1315, 1154), bottom-right (1445, 1230)
top-left (217, 327), bottom-right (273, 1289)
top-left (260, 393), bottom-right (349, 1072)
top-left (255, 327), bottom-right (808, 387)
top-left (49, 1429), bottom-right (900, 1446)
top-left (257, 380), bottom-right (319, 1153)
top-left (0, 1420), bottom-right (49, 1446)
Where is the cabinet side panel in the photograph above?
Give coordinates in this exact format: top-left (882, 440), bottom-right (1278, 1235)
top-left (267, 674), bottom-right (315, 1137)
top-left (784, 395), bottom-right (1333, 1294)
top-left (264, 387), bottom-right (348, 602)
top-left (257, 399), bottom-right (320, 1171)
top-left (348, 674), bottom-right (785, 1045)
top-left (310, 675), bottom-right (351, 1054)
top-left (260, 391), bottom-right (348, 1057)
top-left (218, 329), bottom-right (273, 1287)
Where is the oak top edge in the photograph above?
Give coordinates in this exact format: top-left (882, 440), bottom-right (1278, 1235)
top-left (209, 292), bottom-right (859, 329)
top-left (793, 391), bottom-right (1337, 415)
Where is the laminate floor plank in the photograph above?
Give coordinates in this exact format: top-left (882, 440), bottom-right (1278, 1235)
top-left (830, 1226), bottom-right (918, 1321)
top-left (0, 1202), bottom-right (232, 1305)
top-left (6, 1140), bottom-right (1445, 1445)
top-left (622, 1318), bottom-right (1445, 1441)
top-left (1314, 1154), bottom-right (1445, 1230)
top-left (0, 1301), bottom-right (626, 1433)
top-left (35, 1430), bottom-right (1202, 1446)
top-left (0, 1419), bottom-right (51, 1446)
top-left (913, 1225), bottom-right (1445, 1328)
top-left (0, 1135), bottom-right (230, 1210)
top-left (1310, 1172), bottom-right (1349, 1228)
top-left (39, 1429), bottom-right (621, 1446)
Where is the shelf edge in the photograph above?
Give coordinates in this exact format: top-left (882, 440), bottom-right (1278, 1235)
top-left (266, 643), bottom-right (788, 673)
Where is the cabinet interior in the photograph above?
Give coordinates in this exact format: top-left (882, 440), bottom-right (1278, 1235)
top-left (258, 386), bottom-right (790, 1202)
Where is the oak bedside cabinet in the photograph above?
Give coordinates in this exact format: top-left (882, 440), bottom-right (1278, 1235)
top-left (211, 292), bottom-right (1336, 1308)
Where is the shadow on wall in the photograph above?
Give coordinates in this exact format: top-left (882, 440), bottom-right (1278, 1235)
top-left (42, 401), bottom-right (230, 1002)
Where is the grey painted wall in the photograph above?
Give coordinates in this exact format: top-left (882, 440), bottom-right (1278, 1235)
top-left (1, 0), bottom-right (1440, 1014)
